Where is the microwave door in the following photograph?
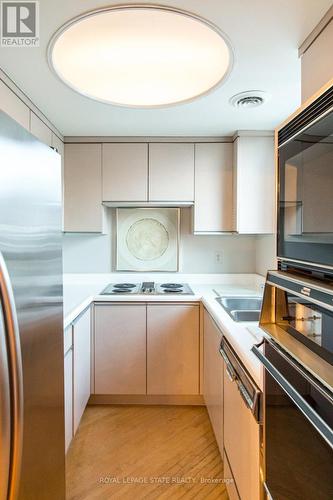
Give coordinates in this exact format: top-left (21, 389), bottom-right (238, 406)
top-left (278, 108), bottom-right (333, 269)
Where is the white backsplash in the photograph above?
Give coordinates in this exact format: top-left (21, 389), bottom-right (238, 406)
top-left (62, 207), bottom-right (258, 274)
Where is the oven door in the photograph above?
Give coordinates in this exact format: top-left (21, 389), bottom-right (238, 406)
top-left (278, 109), bottom-right (333, 269)
top-left (252, 339), bottom-right (333, 500)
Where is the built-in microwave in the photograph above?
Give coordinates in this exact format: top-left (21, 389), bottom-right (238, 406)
top-left (277, 84), bottom-right (333, 277)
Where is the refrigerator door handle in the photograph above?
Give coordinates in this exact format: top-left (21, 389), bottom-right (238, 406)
top-left (0, 252), bottom-right (23, 500)
top-left (0, 299), bottom-right (11, 500)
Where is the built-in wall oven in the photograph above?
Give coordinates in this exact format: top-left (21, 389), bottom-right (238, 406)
top-left (277, 84), bottom-right (333, 276)
top-left (253, 271), bottom-right (333, 500)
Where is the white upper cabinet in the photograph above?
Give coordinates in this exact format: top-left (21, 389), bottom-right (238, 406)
top-left (0, 80), bottom-right (30, 130)
top-left (194, 143), bottom-right (234, 233)
top-left (64, 143), bottom-right (103, 232)
top-left (149, 143), bottom-right (195, 202)
top-left (30, 112), bottom-right (52, 146)
top-left (102, 143), bottom-right (148, 201)
top-left (51, 133), bottom-right (64, 156)
top-left (234, 134), bottom-right (275, 234)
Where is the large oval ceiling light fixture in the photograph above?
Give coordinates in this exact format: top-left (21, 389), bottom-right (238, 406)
top-left (48, 5), bottom-right (233, 107)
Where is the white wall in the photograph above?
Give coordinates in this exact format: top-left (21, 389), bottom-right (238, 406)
top-left (255, 234), bottom-right (276, 277)
top-left (62, 207), bottom-right (257, 274)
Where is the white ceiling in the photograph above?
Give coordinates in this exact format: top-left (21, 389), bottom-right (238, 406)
top-left (0, 0), bottom-right (331, 136)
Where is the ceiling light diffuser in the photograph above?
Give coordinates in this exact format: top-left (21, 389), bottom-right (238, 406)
top-left (48, 5), bottom-right (233, 108)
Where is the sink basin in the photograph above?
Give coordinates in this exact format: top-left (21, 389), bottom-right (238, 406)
top-left (219, 297), bottom-right (262, 311)
top-left (216, 296), bottom-right (262, 322)
top-left (229, 310), bottom-right (261, 322)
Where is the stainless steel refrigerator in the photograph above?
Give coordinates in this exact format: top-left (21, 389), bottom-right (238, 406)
top-left (0, 111), bottom-right (65, 499)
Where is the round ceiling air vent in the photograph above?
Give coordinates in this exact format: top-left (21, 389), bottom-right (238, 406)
top-left (230, 91), bottom-right (270, 108)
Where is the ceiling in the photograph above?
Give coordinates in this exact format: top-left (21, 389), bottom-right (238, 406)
top-left (0, 0), bottom-right (331, 137)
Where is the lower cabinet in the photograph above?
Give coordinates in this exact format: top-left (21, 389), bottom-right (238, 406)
top-left (94, 304), bottom-right (146, 394)
top-left (93, 303), bottom-right (200, 397)
top-left (64, 346), bottom-right (73, 453)
top-left (203, 309), bottom-right (223, 455)
top-left (64, 307), bottom-right (91, 452)
top-left (223, 358), bottom-right (260, 500)
top-left (73, 308), bottom-right (91, 433)
top-left (147, 304), bottom-right (200, 395)
top-left (223, 450), bottom-right (241, 500)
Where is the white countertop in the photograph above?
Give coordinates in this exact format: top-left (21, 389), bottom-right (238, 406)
top-left (63, 273), bottom-right (266, 388)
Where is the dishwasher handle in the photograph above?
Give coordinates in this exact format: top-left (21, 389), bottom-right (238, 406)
top-left (219, 346), bottom-right (236, 382)
top-left (220, 342), bottom-right (261, 423)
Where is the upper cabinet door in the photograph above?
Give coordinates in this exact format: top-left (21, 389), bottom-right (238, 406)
top-left (64, 143), bottom-right (103, 232)
top-left (51, 134), bottom-right (64, 156)
top-left (0, 80), bottom-right (30, 130)
top-left (149, 143), bottom-right (195, 202)
top-left (30, 112), bottom-right (52, 146)
top-left (102, 143), bottom-right (148, 201)
top-left (234, 135), bottom-right (275, 234)
top-left (194, 143), bottom-right (234, 233)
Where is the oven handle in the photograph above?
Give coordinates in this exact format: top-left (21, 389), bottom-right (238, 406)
top-left (252, 343), bottom-right (333, 450)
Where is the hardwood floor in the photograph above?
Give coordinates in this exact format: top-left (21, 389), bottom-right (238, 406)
top-left (66, 405), bottom-right (228, 499)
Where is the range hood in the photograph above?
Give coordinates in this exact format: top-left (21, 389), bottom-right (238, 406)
top-left (102, 201), bottom-right (194, 208)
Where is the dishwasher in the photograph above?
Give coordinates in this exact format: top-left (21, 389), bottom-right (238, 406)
top-left (220, 337), bottom-right (262, 500)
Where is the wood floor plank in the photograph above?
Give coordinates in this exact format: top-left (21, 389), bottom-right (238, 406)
top-left (66, 405), bottom-right (228, 499)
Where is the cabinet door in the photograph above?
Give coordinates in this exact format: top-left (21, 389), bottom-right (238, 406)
top-left (203, 310), bottom-right (223, 456)
top-left (149, 143), bottom-right (194, 201)
top-left (194, 143), bottom-right (234, 233)
top-left (30, 112), bottom-right (52, 146)
top-left (51, 133), bottom-right (64, 156)
top-left (223, 359), bottom-right (260, 500)
top-left (0, 80), bottom-right (30, 130)
top-left (102, 143), bottom-right (148, 201)
top-left (64, 143), bottom-right (103, 232)
top-left (73, 309), bottom-right (91, 434)
top-left (147, 304), bottom-right (199, 395)
top-left (235, 136), bottom-right (275, 234)
top-left (94, 305), bottom-right (146, 394)
top-left (64, 348), bottom-right (73, 452)
top-left (223, 451), bottom-right (240, 500)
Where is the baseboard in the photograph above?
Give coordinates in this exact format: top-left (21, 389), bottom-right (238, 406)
top-left (88, 394), bottom-right (205, 406)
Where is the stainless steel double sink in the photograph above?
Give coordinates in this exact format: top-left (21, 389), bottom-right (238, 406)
top-left (216, 296), bottom-right (262, 322)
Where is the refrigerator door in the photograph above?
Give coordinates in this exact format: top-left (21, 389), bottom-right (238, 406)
top-left (0, 112), bottom-right (65, 499)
